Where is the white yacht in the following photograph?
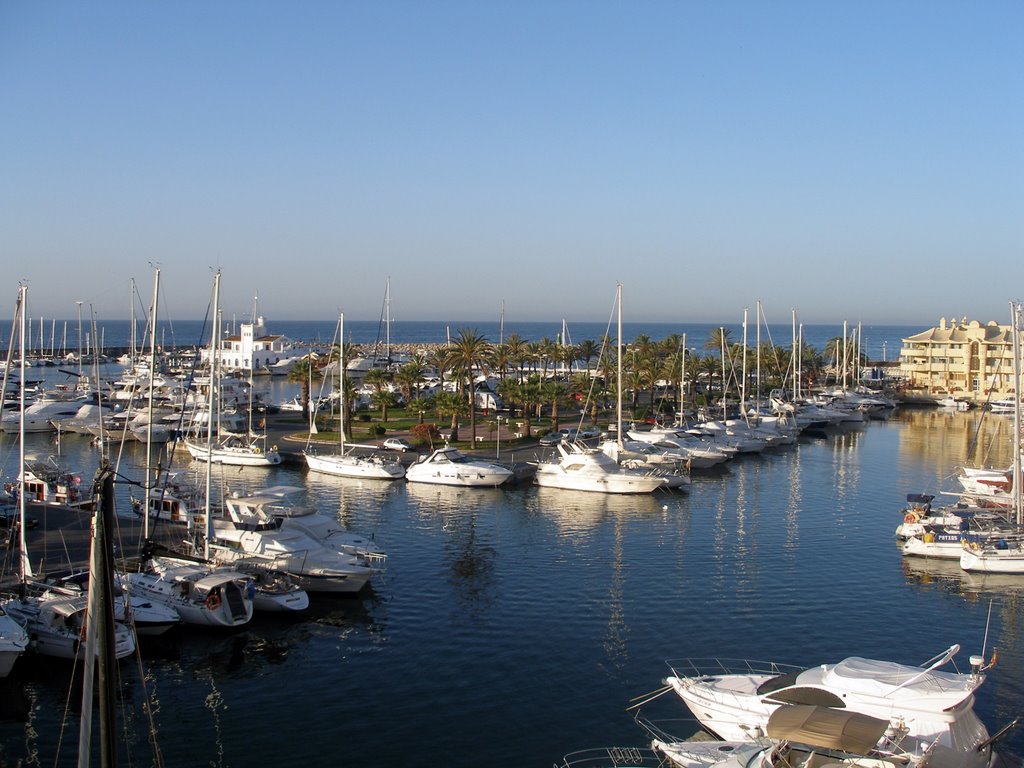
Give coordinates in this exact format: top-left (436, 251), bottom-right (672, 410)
top-left (207, 496), bottom-right (378, 595)
top-left (649, 705), bottom-right (925, 768)
top-left (663, 644), bottom-right (993, 768)
top-left (533, 443), bottom-right (666, 494)
top-left (405, 446), bottom-right (513, 487)
top-left (220, 486), bottom-right (388, 568)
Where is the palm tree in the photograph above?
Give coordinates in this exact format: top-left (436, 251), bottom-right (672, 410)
top-left (504, 333), bottom-right (530, 383)
top-left (577, 338), bottom-right (600, 372)
top-left (430, 390), bottom-right (468, 442)
top-left (370, 389), bottom-right (397, 422)
top-left (287, 356), bottom-right (322, 420)
top-left (540, 379), bottom-right (569, 433)
top-left (395, 360), bottom-right (426, 416)
top-left (491, 343), bottom-right (512, 381)
top-left (446, 328), bottom-right (493, 443)
top-left (518, 376), bottom-right (544, 438)
top-left (497, 377), bottom-right (523, 421)
top-left (428, 345), bottom-right (452, 391)
top-left (705, 327), bottom-right (733, 352)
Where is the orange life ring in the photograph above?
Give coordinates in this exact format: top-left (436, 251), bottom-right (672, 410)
top-left (205, 592), bottom-right (221, 610)
top-left (904, 511), bottom-right (919, 524)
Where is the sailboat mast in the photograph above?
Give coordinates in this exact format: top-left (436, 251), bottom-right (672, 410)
top-left (339, 312), bottom-right (346, 450)
top-left (204, 271), bottom-right (221, 562)
top-left (144, 268), bottom-right (160, 540)
top-left (680, 332), bottom-right (687, 423)
top-left (1011, 301), bottom-right (1022, 527)
top-left (17, 286), bottom-right (32, 582)
top-left (741, 308), bottom-right (748, 416)
top-left (616, 284), bottom-right (623, 453)
top-left (385, 277), bottom-right (391, 361)
top-left (756, 300), bottom-right (761, 414)
top-left (791, 310), bottom-right (798, 402)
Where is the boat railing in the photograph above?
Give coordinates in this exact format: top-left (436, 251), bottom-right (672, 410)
top-left (555, 746), bottom-right (664, 768)
top-left (664, 657), bottom-right (804, 681)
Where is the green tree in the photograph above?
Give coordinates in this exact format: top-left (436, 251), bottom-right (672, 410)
top-left (504, 333), bottom-right (530, 383)
top-left (371, 389), bottom-right (397, 421)
top-left (430, 390), bottom-right (468, 442)
top-left (540, 379), bottom-right (569, 432)
top-left (395, 360), bottom-right (426, 416)
top-left (287, 356), bottom-right (322, 420)
top-left (446, 327), bottom-right (493, 443)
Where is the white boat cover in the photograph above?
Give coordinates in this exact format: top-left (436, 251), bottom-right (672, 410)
top-left (821, 657), bottom-right (975, 698)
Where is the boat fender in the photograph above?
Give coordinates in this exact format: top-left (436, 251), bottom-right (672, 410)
top-left (205, 592), bottom-right (221, 610)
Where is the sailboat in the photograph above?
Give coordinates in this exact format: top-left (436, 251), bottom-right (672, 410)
top-left (0, 604), bottom-right (29, 677)
top-left (184, 272), bottom-right (281, 467)
top-left (960, 300), bottom-right (1024, 574)
top-left (303, 313), bottom-right (406, 480)
top-left (1, 286), bottom-right (135, 662)
top-left (533, 284), bottom-right (669, 494)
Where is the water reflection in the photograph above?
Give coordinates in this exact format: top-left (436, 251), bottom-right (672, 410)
top-left (903, 557), bottom-right (1024, 601)
top-left (530, 486), bottom-right (673, 535)
top-left (896, 410), bottom-right (1015, 487)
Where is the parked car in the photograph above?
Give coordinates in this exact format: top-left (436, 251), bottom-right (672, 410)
top-left (381, 437), bottom-right (415, 452)
top-left (539, 432), bottom-right (563, 446)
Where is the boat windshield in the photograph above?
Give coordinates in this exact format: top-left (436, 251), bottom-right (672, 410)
top-left (756, 670), bottom-right (804, 695)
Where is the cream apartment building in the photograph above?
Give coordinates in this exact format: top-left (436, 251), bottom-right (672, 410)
top-left (898, 317), bottom-right (1019, 402)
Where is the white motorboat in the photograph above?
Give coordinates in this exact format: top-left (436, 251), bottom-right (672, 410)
top-left (0, 389), bottom-right (91, 433)
top-left (896, 496), bottom-right (1014, 542)
top-left (533, 443), bottom-right (667, 494)
top-left (208, 497), bottom-right (378, 594)
top-left (598, 440), bottom-right (690, 489)
top-left (0, 605), bottom-right (29, 677)
top-left (649, 705), bottom-right (925, 768)
top-left (221, 485), bottom-right (388, 568)
top-left (663, 644), bottom-right (993, 768)
top-left (122, 556), bottom-right (254, 628)
top-left (405, 446), bottom-right (513, 487)
top-left (3, 455), bottom-right (92, 508)
top-left (626, 427), bottom-right (733, 469)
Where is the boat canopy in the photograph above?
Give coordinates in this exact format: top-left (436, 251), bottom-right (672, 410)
top-left (906, 494), bottom-right (935, 505)
top-left (192, 572), bottom-right (248, 591)
top-left (766, 705), bottom-right (888, 753)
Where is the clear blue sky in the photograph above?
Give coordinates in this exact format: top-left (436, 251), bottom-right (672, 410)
top-left (1, 0), bottom-right (1020, 327)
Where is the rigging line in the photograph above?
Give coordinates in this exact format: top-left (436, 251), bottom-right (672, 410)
top-left (625, 684), bottom-right (672, 711)
top-left (53, 628), bottom-right (84, 766)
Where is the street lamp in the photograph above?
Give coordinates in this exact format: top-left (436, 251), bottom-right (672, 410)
top-left (496, 416), bottom-right (502, 459)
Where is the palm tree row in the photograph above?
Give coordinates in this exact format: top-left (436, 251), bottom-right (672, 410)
top-left (289, 327), bottom-right (852, 441)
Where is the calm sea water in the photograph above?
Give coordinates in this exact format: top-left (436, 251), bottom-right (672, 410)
top-left (4, 319), bottom-right (914, 362)
top-left (0, 377), bottom-right (1022, 766)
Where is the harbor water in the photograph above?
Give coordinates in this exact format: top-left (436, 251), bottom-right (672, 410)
top-left (0, 376), bottom-right (1022, 766)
